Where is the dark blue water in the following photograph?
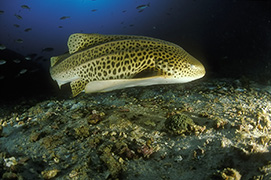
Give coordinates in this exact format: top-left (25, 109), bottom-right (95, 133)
top-left (0, 0), bottom-right (173, 61)
top-left (0, 0), bottom-right (270, 101)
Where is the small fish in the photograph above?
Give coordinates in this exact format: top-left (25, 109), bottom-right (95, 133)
top-left (0, 60), bottom-right (6, 65)
top-left (122, 10), bottom-right (126, 13)
top-left (24, 28), bottom-right (32, 32)
top-left (21, 5), bottom-right (30, 10)
top-left (60, 16), bottom-right (70, 20)
top-left (0, 10), bottom-right (4, 15)
top-left (16, 39), bottom-right (23, 43)
top-left (58, 26), bottom-right (63, 28)
top-left (91, 9), bottom-right (97, 12)
top-left (136, 3), bottom-right (150, 10)
top-left (15, 14), bottom-right (23, 20)
top-left (30, 68), bottom-right (39, 73)
top-left (0, 44), bottom-right (6, 50)
top-left (14, 24), bottom-right (20, 28)
top-left (24, 53), bottom-right (37, 61)
top-left (0, 76), bottom-right (4, 80)
top-left (19, 69), bottom-right (27, 74)
top-left (13, 59), bottom-right (21, 63)
top-left (42, 47), bottom-right (54, 52)
top-left (25, 56), bottom-right (31, 61)
top-left (138, 9), bottom-right (144, 13)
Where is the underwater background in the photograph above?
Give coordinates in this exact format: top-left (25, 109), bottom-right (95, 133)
top-left (1, 1), bottom-right (271, 180)
top-left (0, 0), bottom-right (270, 101)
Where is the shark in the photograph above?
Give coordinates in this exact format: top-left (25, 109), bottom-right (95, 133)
top-left (50, 33), bottom-right (206, 97)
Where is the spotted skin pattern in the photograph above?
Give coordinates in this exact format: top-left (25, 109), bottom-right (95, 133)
top-left (50, 33), bottom-right (205, 97)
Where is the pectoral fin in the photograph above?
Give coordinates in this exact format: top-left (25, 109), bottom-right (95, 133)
top-left (70, 79), bottom-right (87, 97)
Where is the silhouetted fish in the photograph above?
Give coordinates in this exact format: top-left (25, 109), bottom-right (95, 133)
top-left (25, 57), bottom-right (31, 61)
top-left (60, 16), bottom-right (70, 20)
top-left (24, 28), bottom-right (32, 32)
top-left (42, 47), bottom-right (54, 52)
top-left (0, 44), bottom-right (6, 50)
top-left (0, 60), bottom-right (6, 65)
top-left (21, 5), bottom-right (30, 10)
top-left (25, 54), bottom-right (37, 60)
top-left (136, 3), bottom-right (150, 10)
top-left (14, 14), bottom-right (23, 20)
top-left (19, 69), bottom-right (27, 75)
top-left (13, 59), bottom-right (21, 63)
top-left (16, 39), bottom-right (23, 43)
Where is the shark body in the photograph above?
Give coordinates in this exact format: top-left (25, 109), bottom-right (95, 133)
top-left (50, 33), bottom-right (205, 97)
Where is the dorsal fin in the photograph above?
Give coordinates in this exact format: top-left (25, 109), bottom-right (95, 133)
top-left (50, 52), bottom-right (70, 67)
top-left (67, 33), bottom-right (135, 54)
top-left (67, 33), bottom-right (106, 54)
top-left (67, 33), bottom-right (176, 54)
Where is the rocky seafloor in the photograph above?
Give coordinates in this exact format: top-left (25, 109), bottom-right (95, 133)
top-left (1, 78), bottom-right (271, 180)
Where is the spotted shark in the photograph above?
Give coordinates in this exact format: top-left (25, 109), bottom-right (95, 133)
top-left (50, 33), bottom-right (205, 97)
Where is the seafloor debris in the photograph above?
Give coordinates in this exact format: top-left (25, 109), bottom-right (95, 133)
top-left (213, 167), bottom-right (242, 180)
top-left (0, 78), bottom-right (271, 179)
top-left (165, 112), bottom-right (205, 135)
top-left (41, 169), bottom-right (60, 179)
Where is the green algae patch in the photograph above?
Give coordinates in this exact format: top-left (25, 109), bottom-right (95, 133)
top-left (99, 145), bottom-right (124, 178)
top-left (42, 135), bottom-right (64, 149)
top-left (165, 113), bottom-right (205, 135)
top-left (74, 125), bottom-right (90, 139)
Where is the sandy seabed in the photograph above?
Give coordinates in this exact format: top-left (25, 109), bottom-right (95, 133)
top-left (0, 78), bottom-right (271, 180)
